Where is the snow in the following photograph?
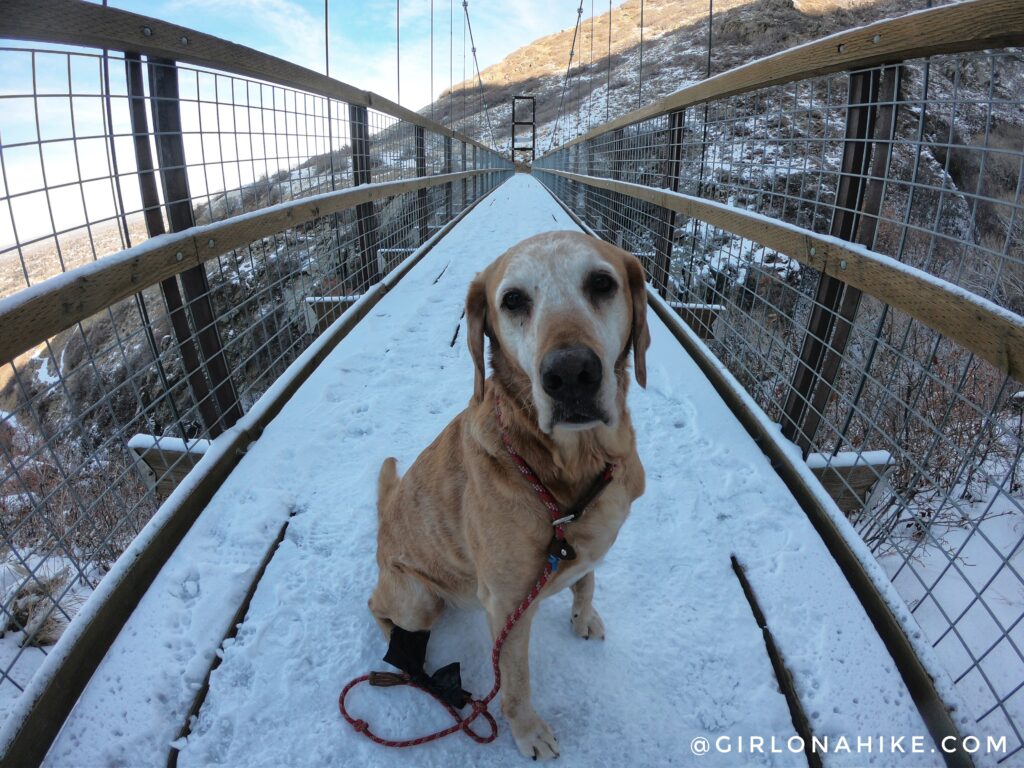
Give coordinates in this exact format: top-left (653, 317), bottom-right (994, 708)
top-left (304, 295), bottom-right (362, 304)
top-left (879, 488), bottom-right (1024, 755)
top-left (806, 451), bottom-right (895, 470)
top-left (126, 434), bottom-right (211, 456)
top-left (0, 553), bottom-right (95, 723)
top-left (31, 350), bottom-right (59, 388)
top-left (42, 175), bottom-right (946, 767)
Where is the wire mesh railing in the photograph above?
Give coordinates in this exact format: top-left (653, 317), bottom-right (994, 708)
top-left (535, 2), bottom-right (1024, 763)
top-left (0, 5), bottom-right (510, 727)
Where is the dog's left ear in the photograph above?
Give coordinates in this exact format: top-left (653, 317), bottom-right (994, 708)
top-left (466, 272), bottom-right (488, 402)
top-left (623, 253), bottom-right (651, 388)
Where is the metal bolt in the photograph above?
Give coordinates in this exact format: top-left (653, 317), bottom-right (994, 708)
top-left (175, 251), bottom-right (184, 262)
top-left (180, 36), bottom-right (189, 46)
top-left (837, 43), bottom-right (846, 54)
top-left (141, 26), bottom-right (153, 37)
top-left (809, 246), bottom-right (816, 257)
top-left (840, 259), bottom-right (848, 270)
top-left (872, 34), bottom-right (881, 44)
top-left (207, 238), bottom-right (216, 248)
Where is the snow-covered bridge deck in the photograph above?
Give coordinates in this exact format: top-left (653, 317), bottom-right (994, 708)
top-left (45, 176), bottom-right (940, 767)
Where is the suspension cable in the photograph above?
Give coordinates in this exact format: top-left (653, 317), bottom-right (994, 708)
top-left (462, 1), bottom-right (498, 150)
top-left (449, 0), bottom-right (453, 127)
top-left (638, 0), bottom-right (645, 107)
top-left (588, 0), bottom-right (595, 131)
top-left (324, 1), bottom-right (336, 189)
top-left (548, 0), bottom-right (586, 151)
top-left (462, 4), bottom-right (466, 131)
top-left (606, 0), bottom-right (612, 123)
top-left (575, 7), bottom-right (583, 137)
top-left (430, 0), bottom-right (434, 122)
top-left (396, 0), bottom-right (401, 106)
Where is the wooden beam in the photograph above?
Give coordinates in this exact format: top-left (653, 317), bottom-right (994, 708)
top-left (545, 0), bottom-right (1024, 154)
top-left (0, 0), bottom-right (495, 155)
top-left (128, 435), bottom-right (211, 496)
top-left (808, 452), bottom-right (896, 515)
top-left (0, 170), bottom-right (500, 365)
top-left (546, 170), bottom-right (1024, 381)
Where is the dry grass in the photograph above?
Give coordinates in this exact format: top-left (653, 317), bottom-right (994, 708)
top-left (0, 215), bottom-right (149, 300)
top-left (0, 559), bottom-right (84, 648)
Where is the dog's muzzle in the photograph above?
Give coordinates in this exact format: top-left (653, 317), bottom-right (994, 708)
top-left (540, 345), bottom-right (607, 426)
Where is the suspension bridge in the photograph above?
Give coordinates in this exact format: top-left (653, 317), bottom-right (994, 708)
top-left (0, 0), bottom-right (1022, 765)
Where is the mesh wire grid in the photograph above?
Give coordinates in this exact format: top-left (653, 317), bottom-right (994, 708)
top-left (0, 43), bottom-right (509, 713)
top-left (536, 49), bottom-right (1024, 763)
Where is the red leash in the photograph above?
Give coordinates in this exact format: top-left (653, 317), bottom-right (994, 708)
top-left (338, 393), bottom-right (614, 748)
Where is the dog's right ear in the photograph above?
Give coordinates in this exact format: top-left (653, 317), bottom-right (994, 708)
top-left (466, 273), bottom-right (488, 402)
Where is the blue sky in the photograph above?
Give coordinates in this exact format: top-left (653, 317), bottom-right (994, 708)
top-left (107, 0), bottom-right (577, 111)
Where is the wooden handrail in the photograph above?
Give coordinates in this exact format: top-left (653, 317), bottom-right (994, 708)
top-left (0, 0), bottom-right (495, 155)
top-left (544, 0), bottom-right (1024, 154)
top-left (545, 169), bottom-right (1024, 381)
top-left (0, 170), bottom-right (501, 364)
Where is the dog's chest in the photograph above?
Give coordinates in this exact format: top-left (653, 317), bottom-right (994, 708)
top-left (553, 484), bottom-right (631, 585)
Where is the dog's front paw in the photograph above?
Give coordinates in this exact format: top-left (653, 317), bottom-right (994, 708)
top-left (511, 713), bottom-right (560, 760)
top-left (571, 607), bottom-right (605, 640)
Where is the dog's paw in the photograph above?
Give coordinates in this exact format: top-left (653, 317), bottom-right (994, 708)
top-left (571, 608), bottom-right (605, 640)
top-left (511, 714), bottom-right (560, 760)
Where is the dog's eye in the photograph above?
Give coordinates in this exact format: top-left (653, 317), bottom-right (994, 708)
top-left (501, 289), bottom-right (529, 312)
top-left (587, 272), bottom-right (617, 296)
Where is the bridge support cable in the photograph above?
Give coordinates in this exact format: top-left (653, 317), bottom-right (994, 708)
top-left (637, 0), bottom-right (644, 108)
top-left (606, 0), bottom-right (612, 123)
top-left (396, 0), bottom-right (401, 106)
top-left (548, 0), bottom-right (586, 151)
top-left (461, 1), bottom-right (498, 150)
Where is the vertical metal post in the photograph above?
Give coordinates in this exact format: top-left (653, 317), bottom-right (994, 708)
top-left (472, 145), bottom-right (478, 199)
top-left (800, 66), bottom-right (903, 454)
top-left (781, 67), bottom-right (901, 455)
top-left (585, 141), bottom-right (595, 229)
top-left (610, 128), bottom-right (625, 248)
top-left (444, 136), bottom-right (453, 219)
top-left (147, 57), bottom-right (242, 435)
top-left (461, 141), bottom-right (468, 210)
top-left (652, 109), bottom-right (685, 297)
top-left (124, 53), bottom-right (205, 438)
top-left (414, 126), bottom-right (429, 244)
top-left (348, 103), bottom-right (382, 286)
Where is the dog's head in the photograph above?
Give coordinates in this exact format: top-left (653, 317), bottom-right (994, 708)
top-left (466, 231), bottom-right (650, 434)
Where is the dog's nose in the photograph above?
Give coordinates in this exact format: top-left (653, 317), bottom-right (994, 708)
top-left (540, 345), bottom-right (602, 403)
